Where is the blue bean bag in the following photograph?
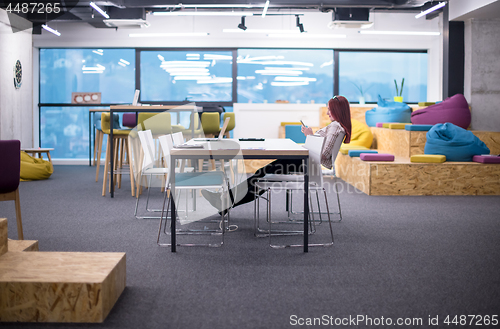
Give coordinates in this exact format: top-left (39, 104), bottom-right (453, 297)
top-left (424, 123), bottom-right (490, 162)
top-left (365, 95), bottom-right (412, 127)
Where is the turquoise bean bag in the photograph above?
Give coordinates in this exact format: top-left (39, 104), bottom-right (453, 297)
top-left (365, 95), bottom-right (412, 127)
top-left (424, 123), bottom-right (490, 162)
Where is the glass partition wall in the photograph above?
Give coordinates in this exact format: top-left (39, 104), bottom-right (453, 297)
top-left (39, 47), bottom-right (428, 160)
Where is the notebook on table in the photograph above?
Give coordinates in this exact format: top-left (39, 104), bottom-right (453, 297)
top-left (194, 117), bottom-right (231, 142)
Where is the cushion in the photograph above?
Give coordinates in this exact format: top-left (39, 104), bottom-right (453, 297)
top-left (20, 151), bottom-right (53, 181)
top-left (360, 153), bottom-right (395, 161)
top-left (405, 124), bottom-right (433, 131)
top-left (411, 94), bottom-right (471, 129)
top-left (388, 123), bottom-right (411, 129)
top-left (424, 123), bottom-right (490, 161)
top-left (285, 125), bottom-right (306, 144)
top-left (411, 154), bottom-right (446, 163)
top-left (365, 95), bottom-right (412, 127)
top-left (340, 145), bottom-right (369, 155)
top-left (376, 122), bottom-right (384, 128)
top-left (472, 155), bottom-right (500, 164)
top-left (345, 118), bottom-right (373, 148)
top-left (348, 149), bottom-right (378, 157)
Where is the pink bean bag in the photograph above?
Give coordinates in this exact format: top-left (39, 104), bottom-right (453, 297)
top-left (411, 94), bottom-right (471, 129)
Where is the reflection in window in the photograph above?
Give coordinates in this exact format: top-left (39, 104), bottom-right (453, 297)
top-left (237, 49), bottom-right (334, 104)
top-left (40, 107), bottom-right (108, 159)
top-left (339, 51), bottom-right (427, 104)
top-left (140, 51), bottom-right (233, 102)
top-left (40, 49), bottom-right (135, 104)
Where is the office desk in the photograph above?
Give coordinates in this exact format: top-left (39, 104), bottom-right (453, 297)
top-left (169, 138), bottom-right (310, 252)
top-left (108, 105), bottom-right (200, 197)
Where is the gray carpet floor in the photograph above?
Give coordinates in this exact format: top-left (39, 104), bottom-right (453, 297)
top-left (1, 165), bottom-right (499, 329)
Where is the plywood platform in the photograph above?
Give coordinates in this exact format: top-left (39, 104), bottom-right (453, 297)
top-left (335, 154), bottom-right (500, 196)
top-left (371, 128), bottom-right (500, 158)
top-left (0, 218), bottom-right (126, 323)
top-left (7, 239), bottom-right (39, 252)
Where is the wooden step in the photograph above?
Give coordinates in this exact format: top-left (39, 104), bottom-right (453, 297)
top-left (335, 154), bottom-right (500, 196)
top-left (0, 219), bottom-right (126, 323)
top-left (7, 239), bottom-right (39, 252)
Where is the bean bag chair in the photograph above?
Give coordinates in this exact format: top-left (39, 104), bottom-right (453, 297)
top-left (345, 118), bottom-right (373, 148)
top-left (424, 123), bottom-right (490, 162)
top-left (20, 151), bottom-right (53, 181)
top-left (365, 95), bottom-right (412, 127)
top-left (411, 94), bottom-right (471, 129)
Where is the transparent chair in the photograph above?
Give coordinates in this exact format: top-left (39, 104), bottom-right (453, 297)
top-left (254, 135), bottom-right (335, 248)
top-left (156, 134), bottom-right (230, 247)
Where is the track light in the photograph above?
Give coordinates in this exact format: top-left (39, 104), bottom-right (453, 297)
top-left (90, 2), bottom-right (110, 19)
top-left (415, 2), bottom-right (446, 19)
top-left (238, 16), bottom-right (247, 30)
top-left (296, 15), bottom-right (304, 33)
top-left (41, 24), bottom-right (61, 36)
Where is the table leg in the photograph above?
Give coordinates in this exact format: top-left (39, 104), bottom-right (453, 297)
top-left (89, 112), bottom-right (92, 166)
top-left (303, 159), bottom-right (309, 252)
top-left (170, 158), bottom-right (177, 252)
top-left (110, 110), bottom-right (114, 198)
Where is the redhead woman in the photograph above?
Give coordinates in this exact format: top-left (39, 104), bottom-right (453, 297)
top-left (202, 96), bottom-right (352, 212)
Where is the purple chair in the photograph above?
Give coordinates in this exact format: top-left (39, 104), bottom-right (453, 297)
top-left (0, 140), bottom-right (23, 239)
top-left (411, 94), bottom-right (471, 129)
top-left (122, 113), bottom-right (137, 128)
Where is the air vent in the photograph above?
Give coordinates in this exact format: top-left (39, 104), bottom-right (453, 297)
top-left (328, 8), bottom-right (373, 29)
top-left (103, 19), bottom-right (150, 29)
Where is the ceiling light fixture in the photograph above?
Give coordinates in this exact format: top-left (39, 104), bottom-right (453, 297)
top-left (238, 16), bottom-right (247, 31)
top-left (90, 2), bottom-right (110, 19)
top-left (295, 15), bottom-right (304, 33)
top-left (268, 33), bottom-right (347, 39)
top-left (262, 0), bottom-right (270, 18)
top-left (129, 32), bottom-right (209, 37)
top-left (153, 11), bottom-right (254, 16)
top-left (41, 24), bottom-right (61, 36)
top-left (359, 30), bottom-right (440, 36)
top-left (415, 2), bottom-right (446, 19)
top-left (223, 28), bottom-right (299, 34)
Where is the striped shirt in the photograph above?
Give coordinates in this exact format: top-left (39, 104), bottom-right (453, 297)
top-left (315, 121), bottom-right (345, 169)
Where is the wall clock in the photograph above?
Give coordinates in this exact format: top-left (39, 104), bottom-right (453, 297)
top-left (14, 60), bottom-right (22, 89)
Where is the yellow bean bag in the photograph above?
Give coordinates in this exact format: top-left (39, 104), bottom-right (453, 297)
top-left (344, 118), bottom-right (373, 148)
top-left (20, 151), bottom-right (53, 181)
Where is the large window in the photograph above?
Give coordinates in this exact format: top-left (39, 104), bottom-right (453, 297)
top-left (40, 48), bottom-right (135, 103)
top-left (338, 51), bottom-right (427, 104)
top-left (39, 47), bottom-right (428, 160)
top-left (140, 50), bottom-right (233, 102)
top-left (237, 49), bottom-right (334, 104)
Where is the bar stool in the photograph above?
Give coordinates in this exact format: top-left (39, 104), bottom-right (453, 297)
top-left (100, 113), bottom-right (135, 197)
top-left (95, 113), bottom-right (120, 182)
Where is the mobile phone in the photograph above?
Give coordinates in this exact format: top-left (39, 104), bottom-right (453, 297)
top-left (300, 120), bottom-right (307, 127)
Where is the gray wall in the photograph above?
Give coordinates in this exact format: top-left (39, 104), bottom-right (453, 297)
top-left (464, 18), bottom-right (500, 131)
top-left (0, 9), bottom-right (33, 145)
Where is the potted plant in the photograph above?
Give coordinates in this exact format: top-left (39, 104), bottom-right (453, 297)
top-left (351, 82), bottom-right (372, 105)
top-left (394, 78), bottom-right (404, 102)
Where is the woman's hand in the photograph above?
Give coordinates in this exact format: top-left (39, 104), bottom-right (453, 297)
top-left (301, 125), bottom-right (313, 136)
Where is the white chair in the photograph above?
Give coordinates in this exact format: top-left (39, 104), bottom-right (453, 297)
top-left (156, 135), bottom-right (230, 247)
top-left (254, 135), bottom-right (335, 248)
top-left (261, 131), bottom-right (345, 223)
top-left (134, 130), bottom-right (170, 219)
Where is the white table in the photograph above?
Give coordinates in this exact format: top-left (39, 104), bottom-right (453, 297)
top-left (168, 138), bottom-right (311, 252)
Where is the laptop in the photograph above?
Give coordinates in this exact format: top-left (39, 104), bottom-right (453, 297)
top-left (194, 117), bottom-right (231, 142)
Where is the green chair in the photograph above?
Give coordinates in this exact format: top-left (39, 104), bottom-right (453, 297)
top-left (100, 113), bottom-right (135, 197)
top-left (222, 112), bottom-right (235, 138)
top-left (138, 112), bottom-right (173, 136)
top-left (201, 112), bottom-right (221, 138)
top-left (180, 112), bottom-right (203, 140)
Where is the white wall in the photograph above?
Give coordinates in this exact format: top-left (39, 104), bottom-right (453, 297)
top-left (0, 9), bottom-right (33, 146)
top-left (32, 11), bottom-right (443, 101)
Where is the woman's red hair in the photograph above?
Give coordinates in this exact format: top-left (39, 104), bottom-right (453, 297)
top-left (327, 96), bottom-right (352, 143)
